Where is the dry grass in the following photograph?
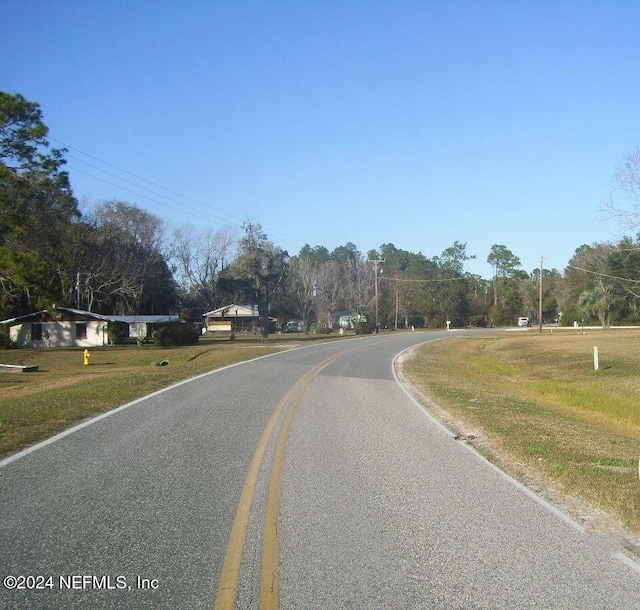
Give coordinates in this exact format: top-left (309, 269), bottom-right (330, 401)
top-left (0, 336), bottom-right (297, 458)
top-left (402, 329), bottom-right (640, 537)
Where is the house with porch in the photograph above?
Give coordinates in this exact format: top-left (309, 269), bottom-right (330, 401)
top-left (203, 304), bottom-right (276, 335)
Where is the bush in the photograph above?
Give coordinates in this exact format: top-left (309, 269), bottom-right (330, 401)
top-left (107, 322), bottom-right (123, 345)
top-left (353, 321), bottom-right (373, 335)
top-left (0, 332), bottom-right (15, 349)
top-left (153, 324), bottom-right (199, 346)
top-left (312, 323), bottom-right (329, 335)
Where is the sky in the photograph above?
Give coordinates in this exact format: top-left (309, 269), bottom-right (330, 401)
top-left (2, 0), bottom-right (639, 278)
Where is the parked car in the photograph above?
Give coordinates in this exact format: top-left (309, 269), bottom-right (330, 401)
top-left (285, 320), bottom-right (302, 333)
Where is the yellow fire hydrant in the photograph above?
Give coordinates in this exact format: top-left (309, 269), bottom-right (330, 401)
top-left (83, 349), bottom-right (91, 366)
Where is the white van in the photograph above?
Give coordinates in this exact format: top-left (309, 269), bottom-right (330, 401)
top-left (517, 317), bottom-right (530, 327)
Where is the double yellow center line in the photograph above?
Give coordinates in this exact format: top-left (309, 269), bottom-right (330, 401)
top-left (215, 346), bottom-right (363, 609)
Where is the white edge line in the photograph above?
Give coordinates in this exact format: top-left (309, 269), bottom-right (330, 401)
top-left (0, 345), bottom-right (323, 470)
top-left (393, 343), bottom-right (640, 571)
top-left (391, 342), bottom-right (585, 535)
top-left (1, 338), bottom-right (361, 469)
top-left (613, 551), bottom-right (640, 573)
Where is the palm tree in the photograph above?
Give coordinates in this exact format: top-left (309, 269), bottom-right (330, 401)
top-left (577, 284), bottom-right (611, 328)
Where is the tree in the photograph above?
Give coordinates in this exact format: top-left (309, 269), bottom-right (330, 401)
top-left (563, 243), bottom-right (617, 325)
top-left (378, 243), bottom-right (410, 329)
top-left (288, 253), bottom-right (317, 332)
top-left (298, 244), bottom-right (330, 266)
top-left (578, 285), bottom-right (611, 327)
top-left (0, 91), bottom-right (79, 316)
top-left (431, 242), bottom-right (475, 327)
top-left (607, 147), bottom-right (640, 231)
top-left (487, 244), bottom-right (522, 317)
top-left (523, 267), bottom-right (561, 324)
top-left (172, 224), bottom-right (236, 309)
top-left (315, 258), bottom-right (342, 329)
top-left (232, 221), bottom-right (288, 339)
top-left (607, 236), bottom-right (640, 321)
top-left (342, 255), bottom-right (374, 316)
top-left (70, 200), bottom-right (177, 315)
top-left (438, 241), bottom-right (475, 276)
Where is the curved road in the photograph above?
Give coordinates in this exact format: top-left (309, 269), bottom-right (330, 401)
top-left (1, 331), bottom-right (638, 608)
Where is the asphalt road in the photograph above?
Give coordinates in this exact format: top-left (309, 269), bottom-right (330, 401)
top-left (1, 331), bottom-right (638, 609)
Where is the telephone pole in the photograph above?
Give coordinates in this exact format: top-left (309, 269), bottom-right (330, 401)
top-left (539, 256), bottom-right (544, 334)
top-left (369, 258), bottom-right (385, 332)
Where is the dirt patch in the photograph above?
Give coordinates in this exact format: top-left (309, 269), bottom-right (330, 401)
top-left (3, 378), bottom-right (93, 401)
top-left (0, 369), bottom-right (124, 402)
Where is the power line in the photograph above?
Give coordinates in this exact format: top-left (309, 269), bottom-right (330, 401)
top-left (566, 264), bottom-right (640, 283)
top-left (55, 140), bottom-right (245, 225)
top-left (67, 165), bottom-right (230, 225)
top-left (66, 154), bottom-right (242, 224)
top-left (380, 275), bottom-right (469, 283)
top-left (51, 136), bottom-right (309, 251)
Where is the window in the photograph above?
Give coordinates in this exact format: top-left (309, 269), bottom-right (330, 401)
top-left (31, 323), bottom-right (42, 340)
top-left (76, 322), bottom-right (87, 339)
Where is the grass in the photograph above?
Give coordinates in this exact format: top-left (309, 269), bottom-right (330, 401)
top-left (3, 327), bottom-right (639, 539)
top-left (401, 328), bottom-right (640, 536)
top-left (0, 333), bottom-right (343, 459)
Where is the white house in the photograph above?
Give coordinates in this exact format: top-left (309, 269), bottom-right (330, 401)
top-left (1, 308), bottom-right (110, 348)
top-left (0, 308), bottom-right (181, 348)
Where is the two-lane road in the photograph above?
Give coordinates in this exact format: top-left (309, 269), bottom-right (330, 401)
top-left (1, 331), bottom-right (638, 608)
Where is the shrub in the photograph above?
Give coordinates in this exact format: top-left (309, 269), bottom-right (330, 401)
top-left (0, 332), bottom-right (15, 349)
top-left (154, 324), bottom-right (199, 346)
top-left (107, 322), bottom-right (123, 345)
top-left (312, 323), bottom-right (329, 335)
top-left (353, 321), bottom-right (373, 335)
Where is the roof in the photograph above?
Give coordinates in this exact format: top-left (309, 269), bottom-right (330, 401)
top-left (109, 315), bottom-right (179, 324)
top-left (0, 308), bottom-right (178, 326)
top-left (203, 304), bottom-right (277, 322)
top-left (0, 307), bottom-right (111, 326)
top-left (204, 304), bottom-right (260, 318)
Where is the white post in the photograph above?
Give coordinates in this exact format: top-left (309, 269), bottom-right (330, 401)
top-left (593, 346), bottom-right (599, 371)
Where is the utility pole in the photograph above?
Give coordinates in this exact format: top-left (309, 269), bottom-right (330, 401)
top-left (369, 258), bottom-right (385, 332)
top-left (539, 256), bottom-right (544, 334)
top-left (395, 286), bottom-right (399, 331)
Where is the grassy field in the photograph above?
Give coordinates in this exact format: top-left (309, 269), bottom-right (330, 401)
top-left (3, 328), bottom-right (639, 542)
top-left (401, 328), bottom-right (640, 538)
top-left (0, 334), bottom-right (343, 459)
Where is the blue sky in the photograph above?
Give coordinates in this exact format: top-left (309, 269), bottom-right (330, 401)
top-left (3, 1), bottom-right (639, 278)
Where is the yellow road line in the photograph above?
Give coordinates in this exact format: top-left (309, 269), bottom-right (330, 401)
top-left (259, 361), bottom-right (327, 608)
top-left (214, 374), bottom-right (307, 609)
top-left (215, 346), bottom-right (363, 609)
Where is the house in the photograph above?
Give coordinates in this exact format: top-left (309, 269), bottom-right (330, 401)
top-left (1, 308), bottom-right (111, 349)
top-left (109, 315), bottom-right (179, 343)
top-left (203, 304), bottom-right (276, 335)
top-left (0, 308), bottom-right (180, 348)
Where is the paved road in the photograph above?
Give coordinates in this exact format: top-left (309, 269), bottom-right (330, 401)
top-left (1, 332), bottom-right (638, 608)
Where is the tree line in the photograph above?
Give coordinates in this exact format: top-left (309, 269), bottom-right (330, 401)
top-left (2, 91), bottom-right (639, 336)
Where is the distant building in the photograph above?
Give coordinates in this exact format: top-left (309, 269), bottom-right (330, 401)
top-left (1, 308), bottom-right (110, 348)
top-left (203, 304), bottom-right (276, 335)
top-left (1, 308), bottom-right (179, 348)
top-left (108, 315), bottom-right (180, 343)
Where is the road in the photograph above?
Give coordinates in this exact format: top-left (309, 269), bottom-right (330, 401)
top-left (1, 331), bottom-right (639, 608)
